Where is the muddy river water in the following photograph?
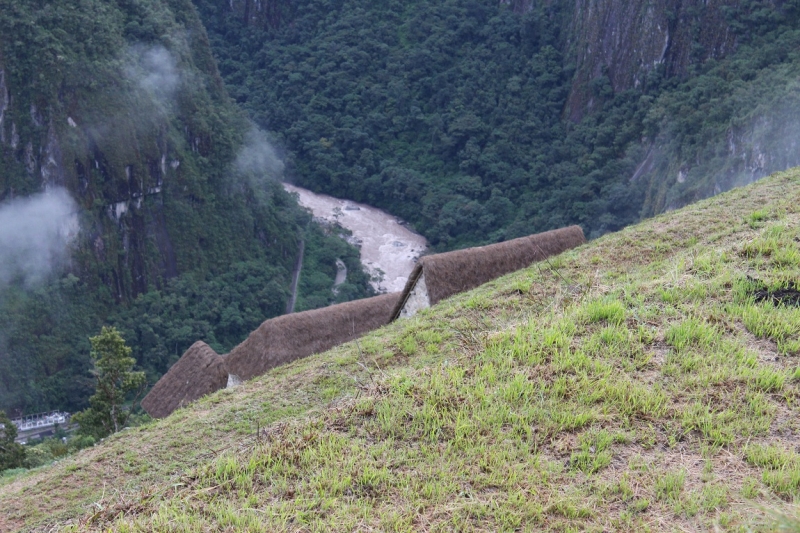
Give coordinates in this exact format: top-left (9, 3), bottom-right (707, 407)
top-left (283, 183), bottom-right (427, 293)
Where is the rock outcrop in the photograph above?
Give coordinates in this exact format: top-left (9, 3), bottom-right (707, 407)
top-left (565, 0), bottom-right (742, 120)
top-left (0, 1), bottom-right (253, 300)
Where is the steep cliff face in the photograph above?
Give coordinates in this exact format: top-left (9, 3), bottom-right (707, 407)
top-left (561, 0), bottom-right (800, 214)
top-left (202, 0), bottom-right (291, 29)
top-left (0, 0), bottom-right (306, 415)
top-left (640, 67), bottom-right (800, 215)
top-left (216, 0), bottom-right (742, 111)
top-left (565, 0), bottom-right (741, 121)
top-left (0, 64), bottom-right (9, 158)
top-left (0, 0), bottom-right (293, 301)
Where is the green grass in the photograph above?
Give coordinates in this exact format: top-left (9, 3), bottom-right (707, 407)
top-left (745, 444), bottom-right (800, 497)
top-left (655, 469), bottom-right (686, 502)
top-left (5, 169), bottom-right (800, 531)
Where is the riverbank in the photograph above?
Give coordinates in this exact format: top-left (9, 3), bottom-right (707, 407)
top-left (283, 184), bottom-right (427, 293)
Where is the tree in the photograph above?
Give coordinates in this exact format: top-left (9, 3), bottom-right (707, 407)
top-left (73, 327), bottom-right (146, 439)
top-left (0, 410), bottom-right (25, 472)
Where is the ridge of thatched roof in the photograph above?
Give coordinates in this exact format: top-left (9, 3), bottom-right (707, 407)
top-left (224, 292), bottom-right (401, 382)
top-left (141, 341), bottom-right (228, 419)
top-left (139, 227), bottom-right (583, 419)
top-left (391, 225), bottom-right (586, 320)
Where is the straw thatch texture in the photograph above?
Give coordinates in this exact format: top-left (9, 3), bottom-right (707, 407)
top-left (392, 225), bottom-right (586, 319)
top-left (225, 292), bottom-right (401, 382)
top-left (141, 341), bottom-right (228, 419)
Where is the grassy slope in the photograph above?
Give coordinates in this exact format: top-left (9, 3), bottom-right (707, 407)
top-left (4, 169), bottom-right (800, 531)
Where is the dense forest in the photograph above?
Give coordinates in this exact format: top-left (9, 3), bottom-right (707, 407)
top-left (194, 0), bottom-right (800, 248)
top-left (3, 0), bottom-right (800, 417)
top-left (0, 0), bottom-right (372, 416)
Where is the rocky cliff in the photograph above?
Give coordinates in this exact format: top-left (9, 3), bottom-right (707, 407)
top-left (640, 73), bottom-right (800, 215)
top-left (0, 0), bottom-right (307, 417)
top-left (215, 0), bottom-right (747, 120)
top-left (561, 0), bottom-right (800, 213)
top-left (565, 0), bottom-right (740, 120)
top-left (0, 0), bottom-right (294, 301)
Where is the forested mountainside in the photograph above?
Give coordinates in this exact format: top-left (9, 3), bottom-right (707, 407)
top-left (194, 0), bottom-right (800, 248)
top-left (3, 0), bottom-right (799, 418)
top-left (0, 0), bottom-right (372, 416)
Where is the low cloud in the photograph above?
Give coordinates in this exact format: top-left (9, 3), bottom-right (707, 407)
top-left (233, 127), bottom-right (286, 203)
top-left (235, 127), bottom-right (285, 180)
top-left (0, 187), bottom-right (79, 288)
top-left (124, 45), bottom-right (182, 112)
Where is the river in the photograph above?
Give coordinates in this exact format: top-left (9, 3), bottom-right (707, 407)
top-left (283, 183), bottom-right (427, 293)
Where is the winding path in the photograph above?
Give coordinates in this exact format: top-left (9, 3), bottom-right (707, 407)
top-left (285, 238), bottom-right (304, 314)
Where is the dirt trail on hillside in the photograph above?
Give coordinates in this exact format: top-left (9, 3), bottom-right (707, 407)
top-left (283, 183), bottom-right (427, 293)
top-left (285, 238), bottom-right (304, 314)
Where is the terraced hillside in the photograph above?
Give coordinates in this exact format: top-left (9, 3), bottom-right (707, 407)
top-left (4, 169), bottom-right (800, 531)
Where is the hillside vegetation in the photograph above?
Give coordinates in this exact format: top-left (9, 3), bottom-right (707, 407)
top-left (194, 0), bottom-right (800, 247)
top-left (0, 0), bottom-right (372, 416)
top-left (3, 168), bottom-right (800, 531)
top-left (6, 0), bottom-right (800, 418)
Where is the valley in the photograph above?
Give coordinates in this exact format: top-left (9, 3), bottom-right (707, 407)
top-left (3, 1), bottom-right (800, 529)
top-left (284, 183), bottom-right (427, 293)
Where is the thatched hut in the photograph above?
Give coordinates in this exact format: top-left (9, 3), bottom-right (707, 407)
top-left (224, 292), bottom-right (401, 382)
top-left (392, 225), bottom-right (586, 319)
top-left (140, 226), bottom-right (583, 418)
top-left (141, 341), bottom-right (229, 419)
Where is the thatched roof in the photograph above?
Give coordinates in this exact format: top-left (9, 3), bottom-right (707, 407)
top-left (139, 226), bottom-right (582, 418)
top-left (225, 292), bottom-right (401, 382)
top-left (392, 225), bottom-right (586, 319)
top-left (141, 341), bottom-right (229, 419)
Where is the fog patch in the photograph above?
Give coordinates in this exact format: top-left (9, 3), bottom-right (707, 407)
top-left (124, 45), bottom-right (182, 113)
top-left (637, 72), bottom-right (800, 216)
top-left (235, 127), bottom-right (285, 180)
top-left (233, 126), bottom-right (285, 201)
top-left (0, 188), bottom-right (79, 289)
